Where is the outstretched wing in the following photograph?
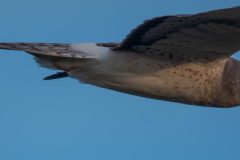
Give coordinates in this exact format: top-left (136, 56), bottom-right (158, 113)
top-left (117, 7), bottom-right (240, 62)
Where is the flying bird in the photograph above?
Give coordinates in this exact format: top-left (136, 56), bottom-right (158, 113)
top-left (1, 6), bottom-right (240, 108)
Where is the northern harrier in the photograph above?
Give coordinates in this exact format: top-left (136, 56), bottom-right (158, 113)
top-left (1, 6), bottom-right (240, 107)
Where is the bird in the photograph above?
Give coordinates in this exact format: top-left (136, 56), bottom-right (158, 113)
top-left (0, 6), bottom-right (240, 108)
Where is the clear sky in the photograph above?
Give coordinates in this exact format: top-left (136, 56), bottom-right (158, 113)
top-left (0, 1), bottom-right (240, 160)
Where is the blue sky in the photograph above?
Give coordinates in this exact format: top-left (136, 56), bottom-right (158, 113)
top-left (0, 1), bottom-right (240, 160)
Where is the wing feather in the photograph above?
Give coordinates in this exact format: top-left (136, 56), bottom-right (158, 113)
top-left (117, 6), bottom-right (240, 61)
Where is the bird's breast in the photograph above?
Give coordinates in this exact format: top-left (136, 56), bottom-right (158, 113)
top-left (77, 52), bottom-right (229, 107)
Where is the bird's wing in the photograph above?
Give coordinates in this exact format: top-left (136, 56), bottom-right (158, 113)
top-left (97, 42), bottom-right (120, 48)
top-left (117, 6), bottom-right (240, 62)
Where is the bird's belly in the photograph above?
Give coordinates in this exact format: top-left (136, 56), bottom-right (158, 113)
top-left (75, 53), bottom-right (226, 106)
top-left (95, 66), bottom-right (211, 106)
top-left (93, 58), bottom-right (225, 105)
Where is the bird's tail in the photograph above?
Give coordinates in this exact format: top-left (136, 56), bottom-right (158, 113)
top-left (0, 42), bottom-right (75, 57)
top-left (0, 42), bottom-right (95, 80)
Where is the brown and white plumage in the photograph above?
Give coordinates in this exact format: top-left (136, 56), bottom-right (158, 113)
top-left (1, 6), bottom-right (240, 107)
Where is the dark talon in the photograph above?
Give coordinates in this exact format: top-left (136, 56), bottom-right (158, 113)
top-left (43, 72), bottom-right (68, 80)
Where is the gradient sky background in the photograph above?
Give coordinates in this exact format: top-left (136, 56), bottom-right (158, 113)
top-left (0, 1), bottom-right (240, 160)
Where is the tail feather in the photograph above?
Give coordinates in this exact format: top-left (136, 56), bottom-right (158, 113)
top-left (0, 42), bottom-right (102, 79)
top-left (0, 42), bottom-right (110, 60)
top-left (0, 42), bottom-right (98, 72)
top-left (0, 42), bottom-right (97, 60)
top-left (0, 42), bottom-right (78, 58)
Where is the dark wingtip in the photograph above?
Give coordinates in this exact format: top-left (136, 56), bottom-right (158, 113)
top-left (43, 72), bottom-right (69, 80)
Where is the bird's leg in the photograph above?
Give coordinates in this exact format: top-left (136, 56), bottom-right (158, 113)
top-left (43, 72), bottom-right (69, 80)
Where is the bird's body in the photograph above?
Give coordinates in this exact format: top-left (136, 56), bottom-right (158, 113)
top-left (1, 6), bottom-right (240, 107)
top-left (68, 44), bottom-right (240, 107)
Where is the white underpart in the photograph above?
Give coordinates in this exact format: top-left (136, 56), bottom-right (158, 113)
top-left (71, 43), bottom-right (111, 59)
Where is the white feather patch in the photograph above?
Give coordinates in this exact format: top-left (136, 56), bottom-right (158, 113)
top-left (71, 43), bottom-right (111, 59)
